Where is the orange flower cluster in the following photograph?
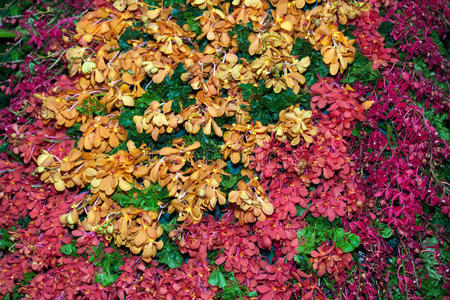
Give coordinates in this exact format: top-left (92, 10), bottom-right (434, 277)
top-left (221, 122), bottom-right (269, 166)
top-left (35, 0), bottom-right (372, 261)
top-left (271, 104), bottom-right (318, 145)
top-left (228, 177), bottom-right (274, 224)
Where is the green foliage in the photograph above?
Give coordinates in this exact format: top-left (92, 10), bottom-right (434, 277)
top-left (294, 216), bottom-right (360, 268)
top-left (295, 216), bottom-right (333, 256)
top-left (208, 266), bottom-right (257, 300)
top-left (117, 64), bottom-right (195, 149)
top-left (291, 38), bottom-right (329, 86)
top-left (59, 239), bottom-right (125, 287)
top-left (418, 237), bottom-right (448, 298)
top-left (240, 80), bottom-right (303, 125)
top-left (17, 215), bottom-right (31, 229)
top-left (77, 97), bottom-right (107, 116)
top-left (430, 30), bottom-right (449, 60)
top-left (171, 4), bottom-right (203, 35)
top-left (422, 107), bottom-right (450, 141)
top-left (207, 249), bottom-right (219, 265)
top-left (111, 183), bottom-right (169, 211)
top-left (183, 131), bottom-right (222, 161)
top-left (118, 23), bottom-right (151, 52)
top-left (155, 214), bottom-right (184, 269)
top-left (66, 122), bottom-right (82, 141)
top-left (378, 20), bottom-right (395, 47)
top-left (0, 28), bottom-right (16, 39)
top-left (380, 227), bottom-right (393, 239)
top-left (221, 174), bottom-right (239, 191)
top-left (118, 109), bottom-right (136, 129)
top-left (0, 228), bottom-right (14, 253)
top-left (372, 219), bottom-right (394, 239)
top-left (0, 142), bottom-right (9, 153)
top-left (411, 56), bottom-right (447, 90)
top-left (158, 64), bottom-right (196, 113)
top-left (146, 0), bottom-right (184, 8)
top-left (229, 22), bottom-right (254, 61)
top-left (332, 228), bottom-right (360, 253)
top-left (89, 242), bottom-right (126, 286)
top-left (351, 121), bottom-right (363, 138)
top-left (208, 267), bottom-right (227, 289)
top-left (59, 238), bottom-right (78, 257)
top-left (159, 217), bottom-right (178, 233)
top-left (1, 272), bottom-right (36, 300)
top-left (341, 50), bottom-right (381, 86)
top-left (157, 234), bottom-right (183, 268)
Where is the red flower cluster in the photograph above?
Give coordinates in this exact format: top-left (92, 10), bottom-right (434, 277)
top-left (310, 241), bottom-right (353, 281)
top-left (353, 9), bottom-right (398, 70)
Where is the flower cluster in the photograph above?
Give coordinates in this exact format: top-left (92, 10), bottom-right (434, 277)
top-left (0, 0), bottom-right (448, 299)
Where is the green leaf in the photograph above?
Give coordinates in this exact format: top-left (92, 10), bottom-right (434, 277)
top-left (332, 228), bottom-right (361, 253)
top-left (59, 241), bottom-right (78, 257)
top-left (0, 29), bottom-right (16, 39)
top-left (160, 217), bottom-right (177, 233)
top-left (0, 228), bottom-right (14, 251)
top-left (296, 204), bottom-right (310, 217)
top-left (111, 184), bottom-right (168, 211)
top-left (118, 25), bottom-right (151, 52)
top-left (381, 227), bottom-right (393, 239)
top-left (421, 105), bottom-right (450, 141)
top-left (118, 110), bottom-right (134, 128)
top-left (341, 49), bottom-right (380, 86)
top-left (247, 291), bottom-right (258, 297)
top-left (77, 97), bottom-right (107, 116)
top-left (66, 123), bottom-right (82, 141)
top-left (292, 37), bottom-right (329, 86)
top-left (157, 236), bottom-right (183, 268)
top-left (241, 80), bottom-right (302, 125)
top-left (0, 142), bottom-right (9, 153)
top-left (221, 175), bottom-right (238, 189)
top-left (296, 216), bottom-right (333, 256)
top-left (89, 242), bottom-right (104, 263)
top-left (208, 268), bottom-right (227, 289)
top-left (88, 243), bottom-right (126, 286)
top-left (8, 4), bottom-right (21, 16)
top-left (172, 4), bottom-right (204, 36)
top-left (351, 122), bottom-right (362, 138)
top-left (229, 23), bottom-right (253, 61)
top-left (94, 271), bottom-right (119, 286)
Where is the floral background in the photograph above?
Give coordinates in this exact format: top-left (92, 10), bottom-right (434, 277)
top-left (0, 0), bottom-right (448, 299)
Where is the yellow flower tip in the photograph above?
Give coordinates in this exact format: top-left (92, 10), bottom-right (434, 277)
top-left (275, 17), bottom-right (283, 23)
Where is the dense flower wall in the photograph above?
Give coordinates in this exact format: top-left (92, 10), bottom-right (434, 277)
top-left (0, 0), bottom-right (448, 299)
